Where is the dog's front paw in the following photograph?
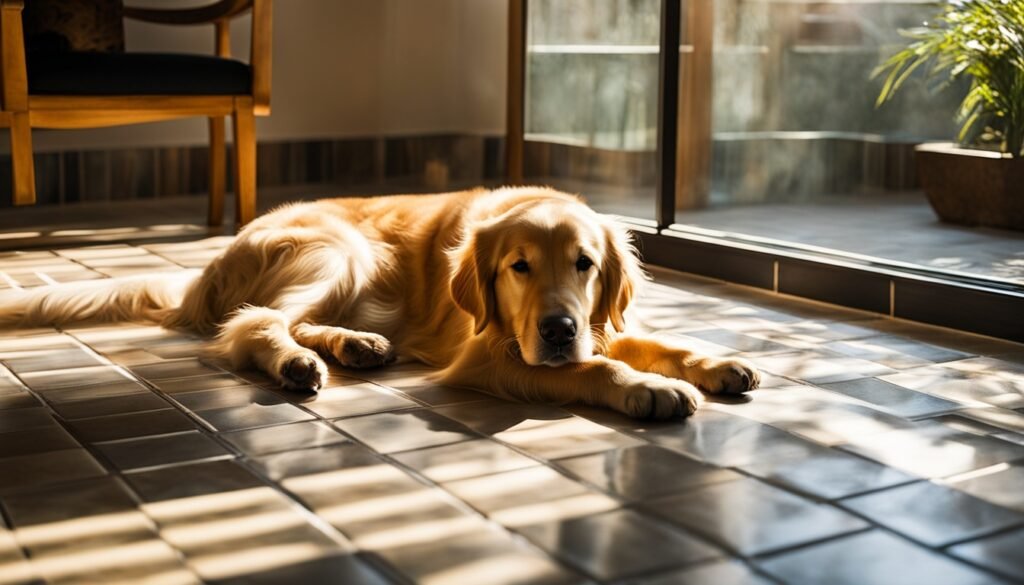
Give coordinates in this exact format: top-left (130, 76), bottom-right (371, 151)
top-left (694, 358), bottom-right (760, 395)
top-left (336, 333), bottom-right (396, 369)
top-left (279, 351), bottom-right (328, 392)
top-left (620, 375), bottom-right (703, 420)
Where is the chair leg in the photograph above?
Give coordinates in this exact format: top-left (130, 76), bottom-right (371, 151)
top-left (10, 113), bottom-right (35, 205)
top-left (207, 116), bottom-right (226, 226)
top-left (231, 99), bottom-right (257, 227)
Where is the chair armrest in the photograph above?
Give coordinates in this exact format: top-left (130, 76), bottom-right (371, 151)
top-left (124, 0), bottom-right (252, 26)
top-left (0, 0), bottom-right (28, 111)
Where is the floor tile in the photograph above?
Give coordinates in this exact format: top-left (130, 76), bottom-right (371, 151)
top-left (131, 359), bottom-right (224, 381)
top-left (0, 527), bottom-right (37, 585)
top-left (49, 391), bottom-right (170, 420)
top-left (172, 385), bottom-right (285, 411)
top-left (2, 348), bottom-right (106, 374)
top-left (882, 362), bottom-right (1024, 410)
top-left (0, 448), bottom-right (107, 494)
top-left (820, 377), bottom-right (965, 418)
top-left (646, 477), bottom-right (868, 556)
top-left (96, 430), bottom-right (232, 471)
top-left (4, 476), bottom-right (156, 556)
top-left (492, 416), bottom-right (642, 460)
top-left (332, 409), bottom-right (478, 454)
top-left (195, 402), bottom-right (314, 432)
top-left (949, 527), bottom-right (1024, 583)
top-left (206, 552), bottom-right (393, 585)
top-left (840, 423), bottom-right (1024, 479)
top-left (22, 538), bottom-right (197, 584)
top-left (318, 485), bottom-right (475, 550)
top-left (67, 408), bottom-right (198, 442)
top-left (222, 420), bottom-right (349, 457)
top-left (955, 407), bottom-right (1024, 434)
top-left (637, 409), bottom-right (814, 467)
top-left (0, 425), bottom-right (80, 458)
top-left (445, 466), bottom-right (618, 528)
top-left (684, 329), bottom-right (797, 355)
top-left (753, 351), bottom-right (896, 384)
top-left (124, 459), bottom-right (264, 503)
top-left (517, 508), bottom-right (720, 581)
top-left (739, 442), bottom-right (917, 500)
top-left (393, 439), bottom-right (539, 483)
top-left (377, 381), bottom-right (488, 407)
top-left (759, 530), bottom-right (1008, 585)
top-left (43, 384), bottom-right (153, 409)
top-left (18, 365), bottom-right (136, 391)
top-left (251, 443), bottom-right (386, 482)
top-left (715, 387), bottom-right (917, 446)
top-left (297, 382), bottom-right (418, 419)
top-left (0, 391), bottom-right (41, 410)
top-left (824, 335), bottom-right (969, 369)
top-left (941, 460), bottom-right (1024, 512)
top-left (841, 481), bottom-right (1024, 547)
top-left (632, 559), bottom-right (775, 585)
top-left (434, 401), bottom-right (574, 435)
top-left (152, 373), bottom-right (256, 394)
top-left (555, 444), bottom-right (741, 501)
top-left (146, 486), bottom-right (346, 582)
top-left (374, 524), bottom-right (586, 585)
top-left (0, 407), bottom-right (59, 433)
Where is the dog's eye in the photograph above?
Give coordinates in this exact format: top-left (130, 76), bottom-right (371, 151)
top-left (511, 260), bottom-right (530, 273)
top-left (576, 255), bottom-right (594, 272)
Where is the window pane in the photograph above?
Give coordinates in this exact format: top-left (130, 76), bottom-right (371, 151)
top-left (524, 0), bottom-right (663, 220)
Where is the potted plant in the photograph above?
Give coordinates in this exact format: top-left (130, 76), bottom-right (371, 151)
top-left (875, 0), bottom-right (1024, 230)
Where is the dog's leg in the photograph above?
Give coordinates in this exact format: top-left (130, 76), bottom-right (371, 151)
top-left (215, 306), bottom-right (329, 391)
top-left (443, 345), bottom-right (703, 419)
top-left (291, 323), bottom-right (396, 369)
top-left (605, 335), bottom-right (760, 395)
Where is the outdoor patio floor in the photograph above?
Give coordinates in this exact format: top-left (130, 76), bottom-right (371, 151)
top-left (2, 237), bottom-right (1024, 584)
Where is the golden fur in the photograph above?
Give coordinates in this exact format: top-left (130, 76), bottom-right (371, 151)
top-left (0, 187), bottom-right (759, 418)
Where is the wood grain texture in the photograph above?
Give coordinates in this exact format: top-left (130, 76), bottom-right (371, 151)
top-left (208, 116), bottom-right (227, 226)
top-left (250, 0), bottom-right (272, 115)
top-left (10, 112), bottom-right (34, 205)
top-left (504, 0), bottom-right (525, 183)
top-left (232, 97), bottom-right (256, 226)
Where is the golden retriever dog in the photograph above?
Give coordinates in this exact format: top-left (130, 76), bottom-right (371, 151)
top-left (1, 187), bottom-right (759, 418)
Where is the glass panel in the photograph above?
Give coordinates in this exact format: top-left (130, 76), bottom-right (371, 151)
top-left (674, 1), bottom-right (1023, 286)
top-left (523, 0), bottom-right (665, 220)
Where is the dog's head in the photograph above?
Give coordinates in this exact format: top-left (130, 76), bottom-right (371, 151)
top-left (450, 192), bottom-right (643, 366)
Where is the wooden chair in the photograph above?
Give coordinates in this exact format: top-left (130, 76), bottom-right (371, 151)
top-left (0, 0), bottom-right (272, 226)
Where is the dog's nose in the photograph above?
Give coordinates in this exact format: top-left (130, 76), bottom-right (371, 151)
top-left (539, 315), bottom-right (576, 347)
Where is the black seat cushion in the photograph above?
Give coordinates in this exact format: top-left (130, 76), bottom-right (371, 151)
top-left (28, 52), bottom-right (251, 96)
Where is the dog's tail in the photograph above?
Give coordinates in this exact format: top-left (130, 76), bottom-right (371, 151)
top-left (0, 270), bottom-right (201, 329)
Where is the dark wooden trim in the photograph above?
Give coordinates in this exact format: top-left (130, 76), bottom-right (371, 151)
top-left (504, 0), bottom-right (527, 184)
top-left (656, 0), bottom-right (681, 228)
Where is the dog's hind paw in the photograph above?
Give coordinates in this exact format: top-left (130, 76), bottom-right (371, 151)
top-left (280, 353), bottom-right (328, 392)
top-left (337, 333), bottom-right (396, 369)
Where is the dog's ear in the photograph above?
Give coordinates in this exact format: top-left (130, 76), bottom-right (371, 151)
top-left (599, 221), bottom-right (643, 332)
top-left (450, 226), bottom-right (498, 335)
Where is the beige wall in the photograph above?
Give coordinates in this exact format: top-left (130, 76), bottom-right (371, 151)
top-left (26, 0), bottom-right (508, 153)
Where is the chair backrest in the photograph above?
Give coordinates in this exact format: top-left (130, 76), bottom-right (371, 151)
top-left (23, 0), bottom-right (124, 54)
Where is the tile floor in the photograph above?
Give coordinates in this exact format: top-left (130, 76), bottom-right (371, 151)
top-left (2, 239), bottom-right (1024, 584)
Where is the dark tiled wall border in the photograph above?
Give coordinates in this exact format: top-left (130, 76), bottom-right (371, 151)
top-left (633, 228), bottom-right (1024, 343)
top-left (0, 134), bottom-right (505, 208)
